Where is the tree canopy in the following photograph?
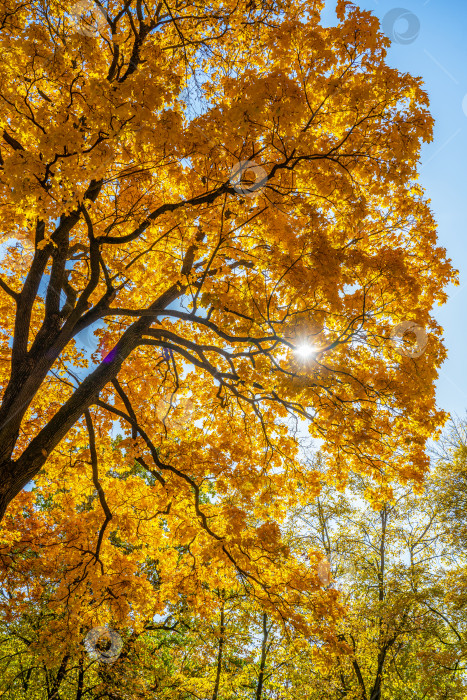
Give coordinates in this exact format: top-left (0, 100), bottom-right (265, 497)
top-left (0, 0), bottom-right (459, 696)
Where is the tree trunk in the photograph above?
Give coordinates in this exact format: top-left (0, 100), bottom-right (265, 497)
top-left (256, 612), bottom-right (269, 700)
top-left (212, 599), bottom-right (226, 700)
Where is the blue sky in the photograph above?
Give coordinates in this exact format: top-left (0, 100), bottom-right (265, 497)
top-left (322, 0), bottom-right (467, 420)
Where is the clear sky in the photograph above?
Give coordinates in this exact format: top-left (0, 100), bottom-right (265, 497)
top-left (322, 0), bottom-right (467, 420)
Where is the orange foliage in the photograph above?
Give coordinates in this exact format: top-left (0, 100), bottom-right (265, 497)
top-left (0, 0), bottom-right (456, 669)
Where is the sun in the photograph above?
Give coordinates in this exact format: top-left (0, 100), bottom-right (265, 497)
top-left (294, 344), bottom-right (317, 359)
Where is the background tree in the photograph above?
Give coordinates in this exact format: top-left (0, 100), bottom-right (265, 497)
top-left (285, 463), bottom-right (467, 699)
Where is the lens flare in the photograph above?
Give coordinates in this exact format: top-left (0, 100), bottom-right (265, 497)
top-left (295, 344), bottom-right (316, 358)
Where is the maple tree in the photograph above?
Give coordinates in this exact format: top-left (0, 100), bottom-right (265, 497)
top-left (3, 449), bottom-right (467, 698)
top-left (0, 0), bottom-right (458, 694)
top-left (0, 466), bottom-right (340, 698)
